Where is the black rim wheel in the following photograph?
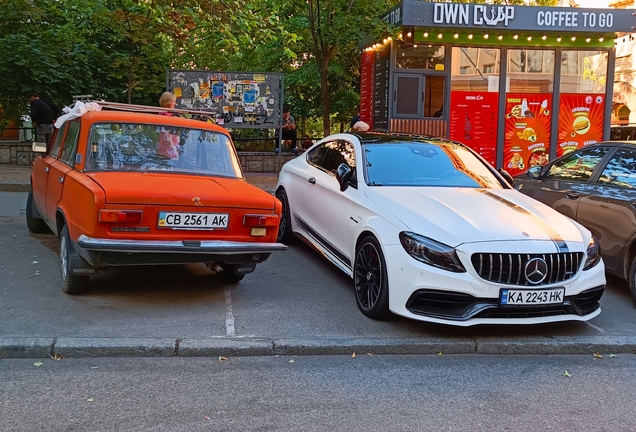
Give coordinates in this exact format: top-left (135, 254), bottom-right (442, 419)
top-left (355, 242), bottom-right (383, 310)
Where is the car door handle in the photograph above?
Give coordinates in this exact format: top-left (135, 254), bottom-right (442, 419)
top-left (58, 176), bottom-right (64, 184)
top-left (565, 191), bottom-right (580, 200)
top-left (44, 167), bottom-right (49, 173)
top-left (308, 177), bottom-right (316, 185)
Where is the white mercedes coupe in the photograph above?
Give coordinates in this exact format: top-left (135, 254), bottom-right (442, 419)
top-left (275, 133), bottom-right (606, 326)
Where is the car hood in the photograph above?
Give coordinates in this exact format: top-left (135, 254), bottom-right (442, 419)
top-left (365, 187), bottom-right (585, 247)
top-left (88, 172), bottom-right (276, 210)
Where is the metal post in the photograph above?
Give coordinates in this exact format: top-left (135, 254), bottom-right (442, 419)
top-left (550, 48), bottom-right (562, 163)
top-left (444, 43), bottom-right (452, 139)
top-left (496, 47), bottom-right (508, 170)
top-left (603, 48), bottom-right (616, 141)
top-left (278, 74), bottom-right (285, 170)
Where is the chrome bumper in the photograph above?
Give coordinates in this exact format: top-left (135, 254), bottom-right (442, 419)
top-left (77, 235), bottom-right (288, 254)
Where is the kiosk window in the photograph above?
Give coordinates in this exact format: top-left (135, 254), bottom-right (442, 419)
top-left (396, 45), bottom-right (445, 70)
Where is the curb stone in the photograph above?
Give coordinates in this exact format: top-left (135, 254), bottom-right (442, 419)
top-left (0, 183), bottom-right (30, 193)
top-left (2, 336), bottom-right (636, 359)
top-left (53, 338), bottom-right (176, 358)
top-left (0, 338), bottom-right (55, 358)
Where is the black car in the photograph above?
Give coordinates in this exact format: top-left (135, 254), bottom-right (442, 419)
top-left (515, 141), bottom-right (636, 303)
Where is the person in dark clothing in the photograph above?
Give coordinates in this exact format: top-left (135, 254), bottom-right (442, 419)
top-left (275, 106), bottom-right (297, 152)
top-left (29, 91), bottom-right (58, 145)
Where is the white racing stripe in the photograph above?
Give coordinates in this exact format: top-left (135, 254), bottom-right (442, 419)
top-left (224, 288), bottom-right (235, 336)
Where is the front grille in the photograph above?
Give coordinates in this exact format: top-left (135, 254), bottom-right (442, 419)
top-left (471, 252), bottom-right (584, 286)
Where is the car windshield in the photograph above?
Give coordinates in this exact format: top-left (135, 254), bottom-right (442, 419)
top-left (362, 141), bottom-right (504, 188)
top-left (85, 122), bottom-right (242, 178)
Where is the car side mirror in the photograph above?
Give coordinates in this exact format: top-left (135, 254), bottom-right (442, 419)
top-left (32, 142), bottom-right (47, 153)
top-left (526, 165), bottom-right (542, 180)
top-left (498, 168), bottom-right (515, 188)
top-left (336, 163), bottom-right (354, 192)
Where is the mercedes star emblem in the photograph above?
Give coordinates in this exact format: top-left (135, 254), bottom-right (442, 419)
top-left (525, 257), bottom-right (548, 285)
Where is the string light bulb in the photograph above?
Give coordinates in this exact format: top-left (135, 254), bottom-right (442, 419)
top-left (387, 36), bottom-right (392, 41)
top-left (437, 33), bottom-right (443, 39)
top-left (454, 32), bottom-right (459, 39)
top-left (383, 38), bottom-right (387, 43)
top-left (542, 34), bottom-right (547, 40)
top-left (468, 33), bottom-right (473, 39)
top-left (586, 37), bottom-right (591, 42)
top-left (484, 33), bottom-right (489, 39)
top-left (407, 31), bottom-right (412, 37)
top-left (557, 36), bottom-right (562, 42)
top-left (599, 37), bottom-right (604, 42)
top-left (513, 34), bottom-right (519, 40)
top-left (498, 34), bottom-right (503, 40)
top-left (423, 32), bottom-right (429, 37)
top-left (527, 36), bottom-right (532, 41)
top-left (571, 36), bottom-right (576, 41)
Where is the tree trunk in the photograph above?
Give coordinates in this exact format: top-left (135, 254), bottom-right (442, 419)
top-left (320, 60), bottom-right (330, 136)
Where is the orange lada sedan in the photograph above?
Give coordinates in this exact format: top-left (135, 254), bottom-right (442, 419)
top-left (27, 107), bottom-right (287, 294)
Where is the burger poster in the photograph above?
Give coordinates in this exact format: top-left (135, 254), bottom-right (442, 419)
top-left (557, 94), bottom-right (605, 157)
top-left (503, 93), bottom-right (552, 176)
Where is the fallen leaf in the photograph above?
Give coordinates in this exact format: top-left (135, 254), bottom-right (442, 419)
top-left (564, 371), bottom-right (572, 378)
top-left (218, 356), bottom-right (228, 362)
top-left (289, 359), bottom-right (294, 363)
top-left (367, 353), bottom-right (373, 356)
top-left (87, 398), bottom-right (94, 402)
top-left (610, 354), bottom-right (617, 358)
top-left (352, 352), bottom-right (356, 358)
top-left (33, 362), bottom-right (43, 367)
top-left (50, 354), bottom-right (64, 361)
top-left (593, 353), bottom-right (603, 359)
top-left (204, 416), bottom-right (210, 420)
top-left (438, 352), bottom-right (443, 357)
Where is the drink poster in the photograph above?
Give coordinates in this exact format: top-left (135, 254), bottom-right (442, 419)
top-left (503, 93), bottom-right (552, 176)
top-left (449, 91), bottom-right (498, 166)
top-left (557, 94), bottom-right (605, 157)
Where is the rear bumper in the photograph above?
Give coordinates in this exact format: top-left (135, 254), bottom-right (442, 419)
top-left (76, 235), bottom-right (287, 267)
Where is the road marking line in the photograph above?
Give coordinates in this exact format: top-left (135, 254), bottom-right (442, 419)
top-left (224, 288), bottom-right (235, 336)
top-left (585, 321), bottom-right (606, 333)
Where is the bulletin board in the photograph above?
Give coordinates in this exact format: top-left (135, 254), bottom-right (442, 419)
top-left (167, 70), bottom-right (283, 129)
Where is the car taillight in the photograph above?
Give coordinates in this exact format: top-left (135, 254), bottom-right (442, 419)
top-left (99, 210), bottom-right (143, 223)
top-left (243, 214), bottom-right (279, 227)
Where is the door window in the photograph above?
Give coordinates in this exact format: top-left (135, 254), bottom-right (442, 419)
top-left (59, 121), bottom-right (81, 166)
top-left (319, 140), bottom-right (356, 175)
top-left (546, 147), bottom-right (608, 182)
top-left (307, 143), bottom-right (329, 167)
top-left (597, 149), bottom-right (636, 189)
top-left (48, 122), bottom-right (68, 158)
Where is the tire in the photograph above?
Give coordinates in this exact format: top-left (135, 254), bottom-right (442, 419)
top-left (219, 264), bottom-right (246, 283)
top-left (628, 256), bottom-right (636, 304)
top-left (60, 224), bottom-right (89, 295)
top-left (275, 188), bottom-right (295, 244)
top-left (353, 235), bottom-right (391, 319)
top-left (26, 191), bottom-right (49, 234)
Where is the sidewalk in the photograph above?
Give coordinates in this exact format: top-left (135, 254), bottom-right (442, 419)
top-left (0, 164), bottom-right (278, 193)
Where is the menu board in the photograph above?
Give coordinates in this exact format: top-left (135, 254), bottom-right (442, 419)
top-left (360, 51), bottom-right (375, 127)
top-left (449, 91), bottom-right (498, 166)
top-left (557, 93), bottom-right (605, 157)
top-left (503, 93), bottom-right (552, 176)
top-left (373, 46), bottom-right (390, 131)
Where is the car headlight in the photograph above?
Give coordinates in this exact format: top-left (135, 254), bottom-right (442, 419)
top-left (399, 232), bottom-right (466, 273)
top-left (583, 236), bottom-right (601, 270)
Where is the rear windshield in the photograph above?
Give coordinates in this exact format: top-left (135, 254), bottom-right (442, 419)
top-left (85, 122), bottom-right (242, 178)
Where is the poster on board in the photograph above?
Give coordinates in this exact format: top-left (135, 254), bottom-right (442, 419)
top-left (557, 93), bottom-right (605, 157)
top-left (168, 70), bottom-right (282, 129)
top-left (503, 93), bottom-right (552, 176)
top-left (449, 91), bottom-right (498, 166)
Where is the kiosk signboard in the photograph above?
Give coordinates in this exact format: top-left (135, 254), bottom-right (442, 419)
top-left (360, 51), bottom-right (375, 127)
top-left (373, 46), bottom-right (390, 131)
top-left (557, 93), bottom-right (605, 157)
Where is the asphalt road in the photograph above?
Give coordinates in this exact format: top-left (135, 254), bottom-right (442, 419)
top-left (2, 354), bottom-right (636, 431)
top-left (2, 191), bottom-right (636, 354)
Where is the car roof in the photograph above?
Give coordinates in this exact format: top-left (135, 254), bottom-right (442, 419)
top-left (75, 110), bottom-right (230, 135)
top-left (351, 131), bottom-right (461, 146)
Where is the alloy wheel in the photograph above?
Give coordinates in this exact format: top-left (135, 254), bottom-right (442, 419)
top-left (60, 233), bottom-right (68, 282)
top-left (355, 242), bottom-right (382, 310)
